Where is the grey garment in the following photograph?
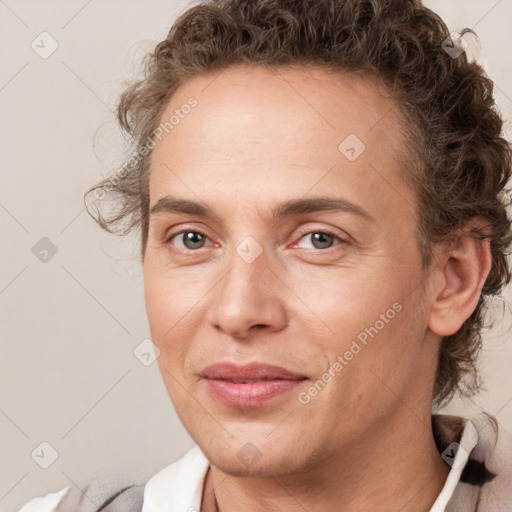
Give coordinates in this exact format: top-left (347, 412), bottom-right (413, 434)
top-left (55, 478), bottom-right (145, 512)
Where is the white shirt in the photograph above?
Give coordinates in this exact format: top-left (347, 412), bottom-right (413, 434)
top-left (18, 418), bottom-right (478, 512)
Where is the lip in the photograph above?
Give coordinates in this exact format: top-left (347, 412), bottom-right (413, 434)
top-left (200, 362), bottom-right (307, 408)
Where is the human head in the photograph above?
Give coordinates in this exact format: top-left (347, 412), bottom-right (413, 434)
top-left (85, 0), bottom-right (511, 423)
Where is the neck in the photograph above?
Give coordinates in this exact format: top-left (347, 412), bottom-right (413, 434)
top-left (201, 411), bottom-right (450, 512)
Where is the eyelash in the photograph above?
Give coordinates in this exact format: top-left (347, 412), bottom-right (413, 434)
top-left (164, 227), bottom-right (347, 253)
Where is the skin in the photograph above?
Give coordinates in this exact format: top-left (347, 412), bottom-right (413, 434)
top-left (143, 64), bottom-right (491, 511)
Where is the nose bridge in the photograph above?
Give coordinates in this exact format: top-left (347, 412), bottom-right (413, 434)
top-left (207, 241), bottom-right (287, 337)
top-left (226, 245), bottom-right (270, 298)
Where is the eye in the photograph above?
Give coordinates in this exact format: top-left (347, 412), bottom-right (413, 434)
top-left (295, 230), bottom-right (346, 250)
top-left (164, 227), bottom-right (347, 254)
top-left (166, 230), bottom-right (210, 251)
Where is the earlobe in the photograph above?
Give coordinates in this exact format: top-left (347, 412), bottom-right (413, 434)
top-left (428, 229), bottom-right (492, 337)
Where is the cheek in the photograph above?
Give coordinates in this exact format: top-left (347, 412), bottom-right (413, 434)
top-left (286, 266), bottom-right (396, 339)
top-left (285, 261), bottom-right (423, 390)
top-left (144, 260), bottom-right (204, 332)
top-left (144, 268), bottom-right (190, 365)
top-left (143, 260), bottom-right (218, 376)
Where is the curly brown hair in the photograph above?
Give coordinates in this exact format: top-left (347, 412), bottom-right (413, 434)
top-left (84, 0), bottom-right (512, 409)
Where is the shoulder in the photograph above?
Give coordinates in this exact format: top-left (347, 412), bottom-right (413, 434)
top-left (17, 486), bottom-right (70, 512)
top-left (440, 410), bottom-right (512, 511)
top-left (16, 446), bottom-right (206, 512)
top-left (17, 479), bottom-right (145, 512)
top-left (56, 479), bottom-right (145, 512)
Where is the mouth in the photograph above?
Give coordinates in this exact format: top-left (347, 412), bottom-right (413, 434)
top-left (200, 361), bottom-right (308, 408)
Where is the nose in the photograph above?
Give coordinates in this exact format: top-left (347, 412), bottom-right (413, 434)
top-left (206, 248), bottom-right (288, 340)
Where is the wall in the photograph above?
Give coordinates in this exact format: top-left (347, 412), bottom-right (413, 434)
top-left (1, 1), bottom-right (511, 510)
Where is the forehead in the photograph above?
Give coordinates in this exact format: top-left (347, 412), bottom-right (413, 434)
top-left (148, 64), bottom-right (411, 221)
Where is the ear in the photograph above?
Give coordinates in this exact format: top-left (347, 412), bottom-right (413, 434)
top-left (428, 221), bottom-right (492, 337)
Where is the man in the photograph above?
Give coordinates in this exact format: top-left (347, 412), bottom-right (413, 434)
top-left (19, 0), bottom-right (512, 510)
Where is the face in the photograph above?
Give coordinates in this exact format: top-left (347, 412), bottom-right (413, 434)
top-left (144, 64), bottom-right (439, 478)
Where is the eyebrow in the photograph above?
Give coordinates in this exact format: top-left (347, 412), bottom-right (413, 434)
top-left (150, 195), bottom-right (374, 223)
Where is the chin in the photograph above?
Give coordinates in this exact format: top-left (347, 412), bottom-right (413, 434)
top-left (208, 450), bottom-right (301, 478)
top-left (197, 434), bottom-right (305, 478)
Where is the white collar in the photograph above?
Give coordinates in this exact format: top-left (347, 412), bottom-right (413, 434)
top-left (142, 445), bottom-right (209, 512)
top-left (429, 417), bottom-right (478, 511)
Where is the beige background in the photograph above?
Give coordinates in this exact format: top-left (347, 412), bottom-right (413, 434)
top-left (1, 1), bottom-right (512, 510)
